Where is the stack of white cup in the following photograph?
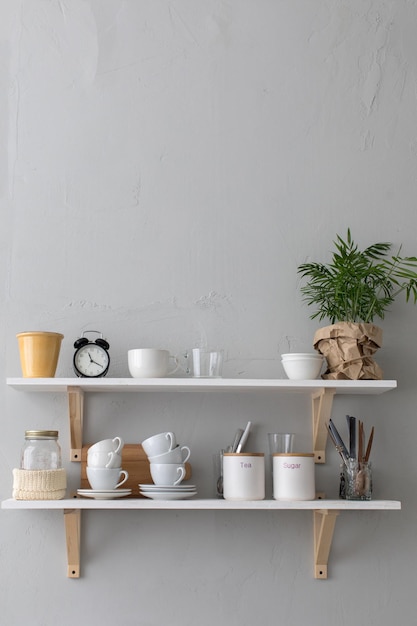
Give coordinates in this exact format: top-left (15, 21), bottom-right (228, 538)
top-left (87, 436), bottom-right (129, 490)
top-left (142, 431), bottom-right (191, 486)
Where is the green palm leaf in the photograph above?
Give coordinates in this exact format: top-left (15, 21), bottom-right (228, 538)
top-left (298, 229), bottom-right (417, 323)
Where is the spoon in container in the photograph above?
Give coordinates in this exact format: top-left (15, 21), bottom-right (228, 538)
top-left (231, 428), bottom-right (244, 452)
top-left (236, 421), bottom-right (252, 453)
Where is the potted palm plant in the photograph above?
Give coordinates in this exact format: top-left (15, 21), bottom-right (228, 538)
top-left (297, 229), bottom-right (417, 379)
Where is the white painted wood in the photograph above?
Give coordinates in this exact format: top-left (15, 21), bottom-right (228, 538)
top-left (6, 377), bottom-right (397, 394)
top-left (1, 498), bottom-right (401, 511)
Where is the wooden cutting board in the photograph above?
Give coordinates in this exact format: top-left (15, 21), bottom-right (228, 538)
top-left (80, 444), bottom-right (192, 498)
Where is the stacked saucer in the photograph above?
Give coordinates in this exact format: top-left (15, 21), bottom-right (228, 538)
top-left (139, 483), bottom-right (197, 500)
top-left (77, 488), bottom-right (131, 500)
top-left (141, 430), bottom-right (197, 499)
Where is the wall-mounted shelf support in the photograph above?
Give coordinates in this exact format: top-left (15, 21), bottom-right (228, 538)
top-left (3, 498), bottom-right (399, 579)
top-left (64, 508), bottom-right (81, 578)
top-left (313, 508), bottom-right (339, 579)
top-left (65, 382), bottom-right (336, 465)
top-left (312, 388), bottom-right (335, 463)
top-left (68, 386), bottom-right (84, 462)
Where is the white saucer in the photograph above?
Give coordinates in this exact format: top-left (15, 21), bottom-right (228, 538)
top-left (140, 490), bottom-right (197, 500)
top-left (139, 484), bottom-right (196, 491)
top-left (77, 489), bottom-right (132, 500)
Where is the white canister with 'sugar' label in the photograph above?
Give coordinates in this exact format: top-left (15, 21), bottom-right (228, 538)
top-left (223, 453), bottom-right (265, 500)
top-left (273, 453), bottom-right (315, 500)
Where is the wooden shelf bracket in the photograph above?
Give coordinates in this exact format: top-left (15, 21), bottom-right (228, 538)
top-left (68, 386), bottom-right (84, 462)
top-left (312, 388), bottom-right (335, 463)
top-left (313, 508), bottom-right (339, 579)
top-left (64, 508), bottom-right (81, 578)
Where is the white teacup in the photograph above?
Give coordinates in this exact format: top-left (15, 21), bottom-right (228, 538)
top-left (150, 463), bottom-right (186, 486)
top-left (86, 467), bottom-right (129, 490)
top-left (128, 348), bottom-right (179, 378)
top-left (148, 445), bottom-right (191, 465)
top-left (142, 432), bottom-right (176, 457)
top-left (87, 450), bottom-right (122, 469)
top-left (88, 436), bottom-right (124, 455)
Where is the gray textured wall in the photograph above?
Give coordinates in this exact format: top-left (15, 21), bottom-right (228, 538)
top-left (1, 2), bottom-right (416, 625)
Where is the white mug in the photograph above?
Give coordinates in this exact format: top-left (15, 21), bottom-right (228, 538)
top-left (128, 349), bottom-right (179, 378)
top-left (148, 445), bottom-right (191, 465)
top-left (86, 467), bottom-right (129, 490)
top-left (142, 432), bottom-right (176, 457)
top-left (150, 463), bottom-right (186, 486)
top-left (223, 453), bottom-right (265, 501)
top-left (88, 437), bottom-right (124, 455)
top-left (87, 450), bottom-right (122, 469)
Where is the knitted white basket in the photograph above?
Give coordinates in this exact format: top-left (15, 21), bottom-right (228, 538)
top-left (12, 468), bottom-right (67, 500)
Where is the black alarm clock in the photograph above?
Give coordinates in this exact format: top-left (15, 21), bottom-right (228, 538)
top-left (73, 330), bottom-right (110, 378)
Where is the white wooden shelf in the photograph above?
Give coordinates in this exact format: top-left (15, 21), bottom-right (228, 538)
top-left (4, 377), bottom-right (400, 580)
top-left (1, 497), bottom-right (401, 511)
top-left (6, 377), bottom-right (397, 394)
top-left (6, 377), bottom-right (397, 464)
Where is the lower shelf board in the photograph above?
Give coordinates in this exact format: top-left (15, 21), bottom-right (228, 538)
top-left (1, 497), bottom-right (401, 510)
top-left (1, 498), bottom-right (401, 580)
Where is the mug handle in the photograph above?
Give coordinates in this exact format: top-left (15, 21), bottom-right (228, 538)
top-left (180, 445), bottom-right (191, 464)
top-left (173, 466), bottom-right (186, 486)
top-left (115, 470), bottom-right (128, 489)
top-left (167, 356), bottom-right (179, 376)
top-left (166, 432), bottom-right (175, 451)
top-left (112, 436), bottom-right (124, 454)
top-left (105, 451), bottom-right (117, 468)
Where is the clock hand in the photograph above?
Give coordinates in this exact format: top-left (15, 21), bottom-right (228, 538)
top-left (87, 352), bottom-right (104, 368)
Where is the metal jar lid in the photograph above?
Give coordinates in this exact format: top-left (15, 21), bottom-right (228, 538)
top-left (24, 430), bottom-right (59, 439)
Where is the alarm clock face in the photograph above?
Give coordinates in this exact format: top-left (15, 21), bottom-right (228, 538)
top-left (73, 343), bottom-right (110, 377)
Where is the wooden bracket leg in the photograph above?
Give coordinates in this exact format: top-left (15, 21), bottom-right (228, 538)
top-left (64, 509), bottom-right (81, 578)
top-left (68, 386), bottom-right (84, 462)
top-left (314, 509), bottom-right (339, 579)
top-left (312, 389), bottom-right (335, 464)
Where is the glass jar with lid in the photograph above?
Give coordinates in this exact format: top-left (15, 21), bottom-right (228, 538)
top-left (20, 430), bottom-right (62, 470)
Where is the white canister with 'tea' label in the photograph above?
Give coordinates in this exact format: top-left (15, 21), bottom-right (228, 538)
top-left (223, 452), bottom-right (265, 501)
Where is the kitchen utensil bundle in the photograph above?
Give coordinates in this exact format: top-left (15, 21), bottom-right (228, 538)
top-left (140, 431), bottom-right (196, 499)
top-left (327, 416), bottom-right (374, 500)
top-left (225, 421), bottom-right (252, 454)
top-left (216, 421), bottom-right (252, 497)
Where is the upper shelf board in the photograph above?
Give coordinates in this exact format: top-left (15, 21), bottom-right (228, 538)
top-left (6, 377), bottom-right (397, 394)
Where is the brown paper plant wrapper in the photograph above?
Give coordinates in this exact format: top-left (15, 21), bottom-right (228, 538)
top-left (313, 322), bottom-right (383, 380)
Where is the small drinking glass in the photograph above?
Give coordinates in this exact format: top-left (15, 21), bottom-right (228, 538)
top-left (188, 348), bottom-right (224, 378)
top-left (213, 449), bottom-right (225, 498)
top-left (340, 459), bottom-right (372, 501)
top-left (267, 433), bottom-right (294, 455)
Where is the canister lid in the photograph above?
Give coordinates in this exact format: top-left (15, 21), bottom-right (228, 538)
top-left (25, 430), bottom-right (59, 439)
top-left (223, 452), bottom-right (264, 457)
top-left (272, 452), bottom-right (314, 457)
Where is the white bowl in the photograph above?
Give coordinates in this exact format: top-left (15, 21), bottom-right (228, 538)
top-left (281, 356), bottom-right (324, 380)
top-left (281, 353), bottom-right (322, 361)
